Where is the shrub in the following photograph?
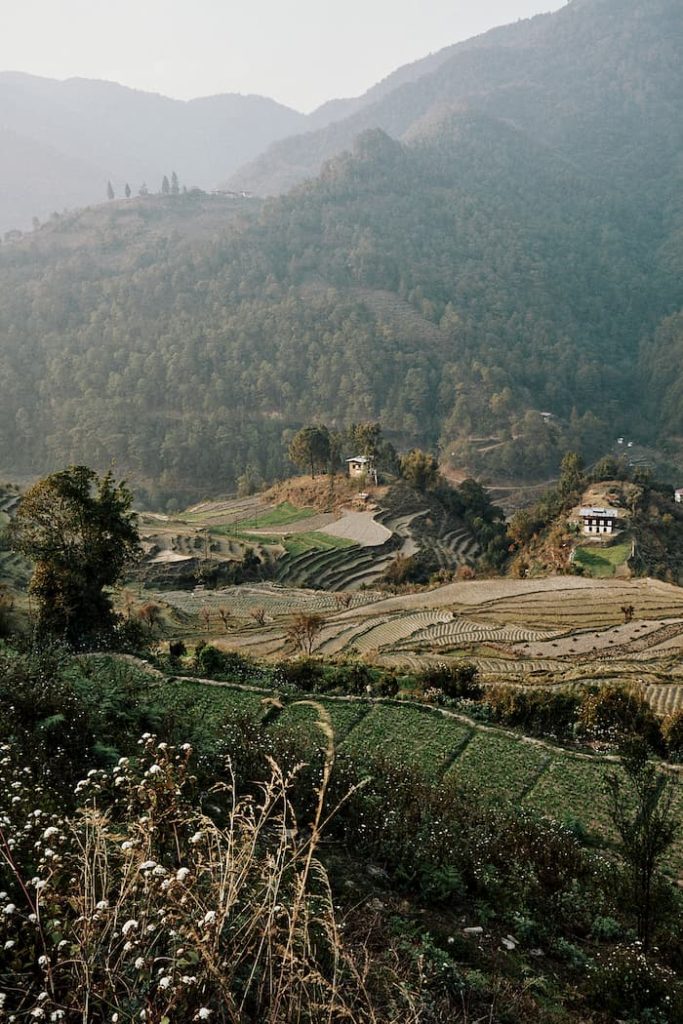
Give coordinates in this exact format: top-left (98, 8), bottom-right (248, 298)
top-left (485, 686), bottom-right (580, 739)
top-left (591, 915), bottom-right (622, 941)
top-left (587, 943), bottom-right (679, 1019)
top-left (168, 638), bottom-right (187, 661)
top-left (417, 662), bottom-right (482, 700)
top-left (578, 684), bottom-right (664, 752)
top-left (196, 643), bottom-right (254, 680)
top-left (274, 656), bottom-right (325, 691)
top-left (662, 708), bottom-right (683, 762)
top-left (0, 737), bottom-right (427, 1023)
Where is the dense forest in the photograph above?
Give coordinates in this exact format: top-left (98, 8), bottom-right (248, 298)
top-left (0, 0), bottom-right (682, 503)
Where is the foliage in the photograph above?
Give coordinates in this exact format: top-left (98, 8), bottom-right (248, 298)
top-left (485, 686), bottom-right (581, 741)
top-left (398, 448), bottom-right (440, 492)
top-left (578, 684), bottom-right (664, 753)
top-left (0, 737), bottom-right (429, 1023)
top-left (605, 739), bottom-right (679, 949)
top-left (587, 943), bottom-right (680, 1020)
top-left (417, 662), bottom-right (482, 701)
top-left (9, 466), bottom-right (140, 642)
top-left (287, 425), bottom-right (331, 478)
top-left (662, 708), bottom-right (683, 762)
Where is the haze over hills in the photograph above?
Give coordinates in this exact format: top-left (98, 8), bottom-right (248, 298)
top-left (0, 73), bottom-right (308, 232)
top-left (0, 0), bottom-right (682, 505)
top-left (228, 0), bottom-right (682, 198)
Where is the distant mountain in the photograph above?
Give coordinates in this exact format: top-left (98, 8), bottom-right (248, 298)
top-left (228, 0), bottom-right (683, 199)
top-left (0, 73), bottom-right (307, 232)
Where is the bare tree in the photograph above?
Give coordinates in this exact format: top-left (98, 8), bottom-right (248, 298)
top-left (138, 601), bottom-right (163, 633)
top-left (249, 606), bottom-right (267, 626)
top-left (286, 612), bottom-right (325, 655)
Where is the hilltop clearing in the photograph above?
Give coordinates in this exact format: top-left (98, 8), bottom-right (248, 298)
top-left (132, 476), bottom-right (483, 592)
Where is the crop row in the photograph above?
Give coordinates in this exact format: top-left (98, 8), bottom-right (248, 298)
top-left (153, 584), bottom-right (382, 618)
top-left (349, 612), bottom-right (453, 654)
top-left (646, 683), bottom-right (683, 717)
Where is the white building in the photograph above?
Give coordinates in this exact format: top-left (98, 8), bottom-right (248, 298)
top-left (675, 489), bottom-right (683, 503)
top-left (346, 456), bottom-right (376, 482)
top-left (579, 507), bottom-right (620, 535)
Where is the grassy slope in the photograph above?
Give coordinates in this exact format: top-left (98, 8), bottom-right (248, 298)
top-left (574, 538), bottom-right (632, 577)
top-left (147, 672), bottom-right (683, 878)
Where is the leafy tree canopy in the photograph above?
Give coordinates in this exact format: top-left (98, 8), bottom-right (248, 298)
top-left (9, 466), bottom-right (140, 642)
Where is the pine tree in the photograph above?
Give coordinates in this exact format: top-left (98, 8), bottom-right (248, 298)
top-left (124, 183), bottom-right (131, 199)
top-left (161, 175), bottom-right (170, 195)
top-left (106, 181), bottom-right (115, 200)
top-left (171, 171), bottom-right (180, 195)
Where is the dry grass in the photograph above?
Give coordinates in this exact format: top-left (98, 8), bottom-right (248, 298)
top-left (0, 732), bottom-right (426, 1023)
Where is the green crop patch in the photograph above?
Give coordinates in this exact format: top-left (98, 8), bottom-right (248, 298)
top-left (274, 699), bottom-right (370, 743)
top-left (241, 502), bottom-right (318, 528)
top-left (524, 755), bottom-right (617, 838)
top-left (446, 731), bottom-right (549, 801)
top-left (283, 532), bottom-right (356, 556)
top-left (158, 679), bottom-right (268, 730)
top-left (574, 540), bottom-right (632, 578)
top-left (339, 704), bottom-right (471, 778)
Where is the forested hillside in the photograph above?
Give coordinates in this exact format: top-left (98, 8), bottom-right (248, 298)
top-left (1, 0), bottom-right (682, 503)
top-left (229, 0), bottom-right (683, 200)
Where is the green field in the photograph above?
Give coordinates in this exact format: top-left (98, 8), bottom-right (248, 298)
top-left (245, 502), bottom-right (318, 528)
top-left (147, 677), bottom-right (683, 876)
top-left (573, 539), bottom-right (632, 577)
top-left (282, 531), bottom-right (356, 556)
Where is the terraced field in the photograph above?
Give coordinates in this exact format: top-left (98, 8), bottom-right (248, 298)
top-left (154, 576), bottom-right (683, 707)
top-left (148, 672), bottom-right (683, 879)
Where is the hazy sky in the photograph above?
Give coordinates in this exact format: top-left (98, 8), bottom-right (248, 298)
top-left (2, 1), bottom-right (566, 112)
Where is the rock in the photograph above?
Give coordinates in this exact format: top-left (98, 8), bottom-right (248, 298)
top-left (500, 937), bottom-right (517, 951)
top-left (367, 898), bottom-right (385, 912)
top-left (530, 948), bottom-right (545, 957)
top-left (366, 864), bottom-right (388, 881)
top-left (463, 926), bottom-right (484, 937)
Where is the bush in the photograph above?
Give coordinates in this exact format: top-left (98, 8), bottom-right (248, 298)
top-left (591, 915), bottom-right (622, 941)
top-left (417, 662), bottom-right (482, 700)
top-left (196, 644), bottom-right (255, 680)
top-left (168, 638), bottom-right (187, 661)
top-left (587, 943), bottom-right (680, 1019)
top-left (485, 686), bottom-right (580, 739)
top-left (274, 656), bottom-right (325, 691)
top-left (662, 708), bottom-right (683, 762)
top-left (578, 684), bottom-right (664, 752)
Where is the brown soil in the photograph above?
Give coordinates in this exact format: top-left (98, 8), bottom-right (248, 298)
top-left (263, 473), bottom-right (387, 513)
